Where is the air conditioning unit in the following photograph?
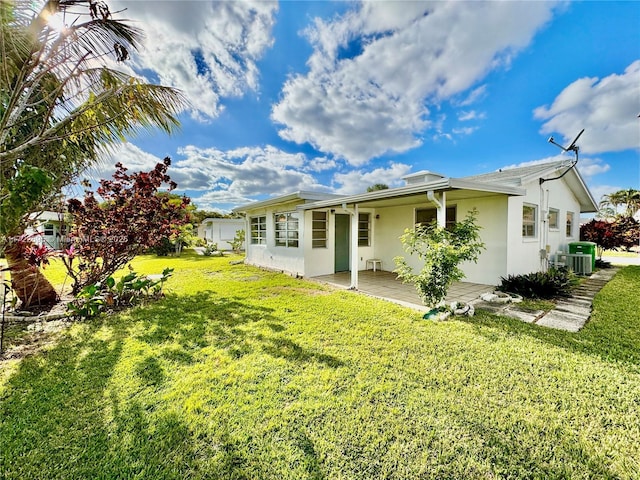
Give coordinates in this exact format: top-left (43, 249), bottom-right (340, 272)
top-left (567, 254), bottom-right (592, 275)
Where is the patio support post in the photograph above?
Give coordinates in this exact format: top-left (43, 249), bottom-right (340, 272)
top-left (427, 190), bottom-right (447, 227)
top-left (350, 203), bottom-right (359, 289)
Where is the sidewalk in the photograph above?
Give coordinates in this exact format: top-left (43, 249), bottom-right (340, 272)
top-left (600, 255), bottom-right (640, 266)
top-left (474, 268), bottom-right (619, 333)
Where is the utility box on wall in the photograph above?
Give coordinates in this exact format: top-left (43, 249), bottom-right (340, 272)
top-left (569, 241), bottom-right (596, 270)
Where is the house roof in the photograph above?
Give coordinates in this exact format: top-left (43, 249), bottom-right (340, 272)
top-left (28, 210), bottom-right (67, 222)
top-left (232, 191), bottom-right (342, 213)
top-left (233, 161), bottom-right (598, 214)
top-left (464, 160), bottom-right (598, 212)
top-left (296, 177), bottom-right (526, 211)
top-left (201, 217), bottom-right (245, 223)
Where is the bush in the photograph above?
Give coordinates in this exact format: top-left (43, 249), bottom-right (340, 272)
top-left (67, 267), bottom-right (173, 320)
top-left (203, 243), bottom-right (220, 256)
top-left (394, 209), bottom-right (485, 308)
top-left (595, 258), bottom-right (612, 269)
top-left (499, 267), bottom-right (578, 299)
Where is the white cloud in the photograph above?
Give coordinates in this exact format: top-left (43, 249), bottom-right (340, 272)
top-left (332, 162), bottom-right (412, 194)
top-left (111, 0), bottom-right (278, 120)
top-left (457, 85), bottom-right (488, 107)
top-left (452, 126), bottom-right (479, 136)
top-left (81, 142), bottom-right (331, 211)
top-left (577, 157), bottom-right (610, 179)
top-left (272, 1), bottom-right (557, 164)
top-left (458, 110), bottom-right (486, 122)
top-left (589, 184), bottom-right (623, 206)
top-left (534, 61), bottom-right (640, 154)
top-left (85, 143), bottom-right (162, 181)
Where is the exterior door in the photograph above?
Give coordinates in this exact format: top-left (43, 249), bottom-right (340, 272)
top-left (334, 214), bottom-right (350, 272)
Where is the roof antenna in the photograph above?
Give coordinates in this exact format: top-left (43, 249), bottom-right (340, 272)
top-left (541, 129), bottom-right (584, 185)
top-left (548, 128), bottom-right (584, 165)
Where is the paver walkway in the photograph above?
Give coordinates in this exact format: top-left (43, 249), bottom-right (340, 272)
top-left (474, 268), bottom-right (619, 332)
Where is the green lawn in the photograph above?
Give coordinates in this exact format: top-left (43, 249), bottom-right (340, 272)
top-left (1, 252), bottom-right (639, 479)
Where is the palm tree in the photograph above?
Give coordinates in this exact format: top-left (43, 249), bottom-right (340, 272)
top-left (1, 0), bottom-right (187, 307)
top-left (599, 189), bottom-right (640, 219)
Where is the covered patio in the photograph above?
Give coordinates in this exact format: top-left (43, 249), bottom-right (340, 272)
top-left (311, 269), bottom-right (494, 312)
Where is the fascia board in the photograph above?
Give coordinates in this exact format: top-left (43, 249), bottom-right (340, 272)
top-left (233, 191), bottom-right (342, 213)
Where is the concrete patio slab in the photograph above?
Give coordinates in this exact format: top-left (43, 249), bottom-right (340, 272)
top-left (312, 266), bottom-right (620, 333)
top-left (311, 270), bottom-right (492, 312)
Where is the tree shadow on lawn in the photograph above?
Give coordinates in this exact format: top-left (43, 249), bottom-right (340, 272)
top-left (0, 322), bottom-right (258, 479)
top-left (133, 290), bottom-right (343, 368)
top-left (0, 291), bottom-right (338, 479)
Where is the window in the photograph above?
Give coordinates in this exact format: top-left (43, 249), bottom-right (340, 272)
top-left (43, 223), bottom-right (55, 236)
top-left (566, 211), bottom-right (574, 237)
top-left (250, 216), bottom-right (266, 245)
top-left (312, 211), bottom-right (327, 248)
top-left (416, 206), bottom-right (457, 229)
top-left (358, 213), bottom-right (370, 246)
top-left (548, 208), bottom-right (559, 229)
top-left (275, 212), bottom-right (299, 247)
top-left (522, 204), bottom-right (537, 238)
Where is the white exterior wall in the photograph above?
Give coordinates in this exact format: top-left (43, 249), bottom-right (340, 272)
top-left (200, 219), bottom-right (245, 250)
top-left (242, 174), bottom-right (584, 283)
top-left (506, 177), bottom-right (583, 277)
top-left (456, 196), bottom-right (509, 285)
top-left (372, 204), bottom-right (415, 275)
top-left (304, 207), bottom-right (376, 277)
top-left (243, 200), bottom-right (305, 277)
top-left (372, 197), bottom-right (509, 286)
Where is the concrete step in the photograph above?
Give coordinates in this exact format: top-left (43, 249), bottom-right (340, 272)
top-left (536, 310), bottom-right (587, 333)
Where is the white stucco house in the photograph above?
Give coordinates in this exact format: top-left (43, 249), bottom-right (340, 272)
top-left (198, 218), bottom-right (246, 251)
top-left (24, 211), bottom-right (69, 249)
top-left (232, 161), bottom-right (598, 288)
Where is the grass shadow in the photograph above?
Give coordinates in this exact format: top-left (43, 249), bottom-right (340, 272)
top-left (261, 336), bottom-right (344, 368)
top-left (132, 291), bottom-right (344, 368)
top-left (459, 267), bottom-right (640, 370)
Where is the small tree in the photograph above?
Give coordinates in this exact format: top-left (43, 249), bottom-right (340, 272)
top-left (367, 184), bottom-right (389, 192)
top-left (230, 229), bottom-right (245, 254)
top-left (613, 216), bottom-right (640, 251)
top-left (394, 209), bottom-right (485, 309)
top-left (580, 217), bottom-right (640, 257)
top-left (63, 158), bottom-right (190, 293)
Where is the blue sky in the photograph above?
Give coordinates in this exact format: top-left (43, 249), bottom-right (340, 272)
top-left (90, 0), bottom-right (639, 213)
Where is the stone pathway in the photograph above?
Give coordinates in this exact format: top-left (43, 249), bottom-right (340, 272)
top-left (473, 268), bottom-right (619, 332)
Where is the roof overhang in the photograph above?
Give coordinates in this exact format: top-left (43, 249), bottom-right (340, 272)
top-left (559, 167), bottom-right (599, 213)
top-left (297, 178), bottom-right (525, 210)
top-left (232, 191), bottom-right (342, 213)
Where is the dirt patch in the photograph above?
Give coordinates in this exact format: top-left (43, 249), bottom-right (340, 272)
top-left (1, 295), bottom-right (75, 363)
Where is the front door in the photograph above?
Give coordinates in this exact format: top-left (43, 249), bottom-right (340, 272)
top-left (334, 214), bottom-right (350, 272)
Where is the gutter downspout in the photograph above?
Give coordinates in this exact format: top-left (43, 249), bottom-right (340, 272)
top-left (342, 202), bottom-right (359, 290)
top-left (427, 190), bottom-right (446, 227)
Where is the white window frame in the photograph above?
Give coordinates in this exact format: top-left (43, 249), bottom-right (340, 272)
top-left (311, 211), bottom-right (328, 248)
top-left (43, 223), bottom-right (55, 236)
top-left (358, 213), bottom-right (371, 247)
top-left (250, 216), bottom-right (266, 245)
top-left (548, 208), bottom-right (559, 230)
top-left (415, 206), bottom-right (457, 229)
top-left (274, 212), bottom-right (299, 248)
top-left (566, 211), bottom-right (574, 237)
top-left (522, 204), bottom-right (537, 238)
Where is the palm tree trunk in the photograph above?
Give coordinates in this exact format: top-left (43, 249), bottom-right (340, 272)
top-left (4, 242), bottom-right (58, 308)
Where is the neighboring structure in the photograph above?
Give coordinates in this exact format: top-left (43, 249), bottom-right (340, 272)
top-left (233, 161), bottom-right (598, 287)
top-left (24, 211), bottom-right (69, 249)
top-left (198, 218), bottom-right (246, 251)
